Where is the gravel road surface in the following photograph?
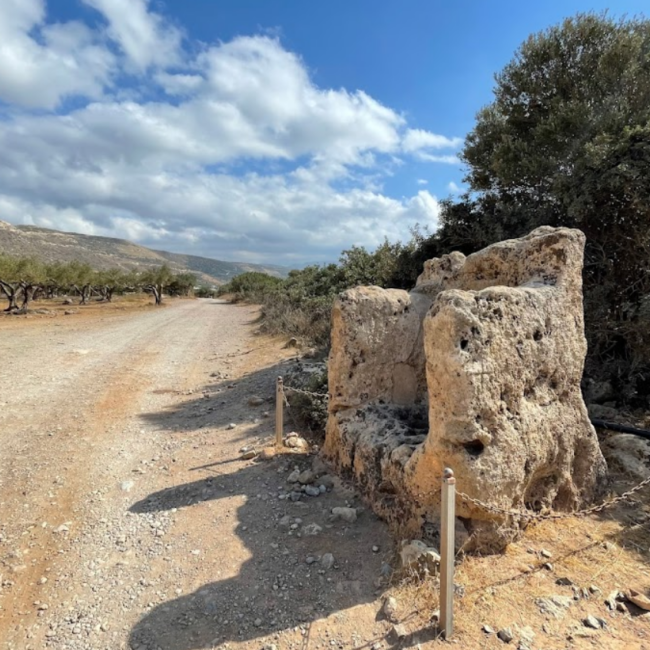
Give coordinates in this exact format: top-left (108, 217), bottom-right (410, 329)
top-left (0, 299), bottom-right (392, 650)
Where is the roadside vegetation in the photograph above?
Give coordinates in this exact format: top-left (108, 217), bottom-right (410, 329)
top-left (221, 13), bottom-right (650, 407)
top-left (218, 240), bottom-right (423, 344)
top-left (0, 254), bottom-right (196, 312)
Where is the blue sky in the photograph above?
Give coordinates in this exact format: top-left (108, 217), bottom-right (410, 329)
top-left (0, 1), bottom-right (647, 265)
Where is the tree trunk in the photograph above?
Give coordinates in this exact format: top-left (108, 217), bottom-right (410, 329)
top-left (0, 281), bottom-right (19, 312)
top-left (145, 284), bottom-right (163, 305)
top-left (18, 283), bottom-right (36, 313)
top-left (76, 284), bottom-right (92, 305)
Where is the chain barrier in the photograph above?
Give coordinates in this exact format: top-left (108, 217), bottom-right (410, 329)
top-left (278, 377), bottom-right (650, 521)
top-left (281, 386), bottom-right (319, 436)
top-left (455, 474), bottom-right (650, 521)
top-left (283, 385), bottom-right (329, 399)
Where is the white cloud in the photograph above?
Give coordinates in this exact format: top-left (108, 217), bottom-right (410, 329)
top-left (0, 4), bottom-right (456, 264)
top-left (0, 176), bottom-right (441, 264)
top-left (83, 0), bottom-right (183, 70)
top-left (1, 0), bottom-right (44, 30)
top-left (155, 72), bottom-right (204, 96)
top-left (403, 128), bottom-right (462, 164)
top-left (0, 0), bottom-right (115, 109)
top-left (448, 181), bottom-right (461, 193)
top-left (416, 153), bottom-right (461, 165)
top-left (196, 36), bottom-right (404, 165)
top-left (417, 179), bottom-right (428, 185)
top-left (403, 128), bottom-right (462, 152)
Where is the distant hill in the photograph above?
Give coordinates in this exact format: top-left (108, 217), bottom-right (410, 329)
top-left (0, 221), bottom-right (290, 285)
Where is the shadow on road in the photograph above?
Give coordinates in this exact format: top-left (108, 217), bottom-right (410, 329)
top-left (129, 349), bottom-right (397, 650)
top-left (128, 454), bottom-right (393, 649)
top-left (130, 328), bottom-right (650, 649)
top-left (139, 354), bottom-right (310, 445)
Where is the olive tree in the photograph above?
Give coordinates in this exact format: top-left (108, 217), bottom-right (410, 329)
top-left (141, 264), bottom-right (174, 305)
top-left (0, 256), bottom-right (46, 312)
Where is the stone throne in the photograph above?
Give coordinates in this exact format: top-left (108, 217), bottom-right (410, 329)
top-left (322, 227), bottom-right (607, 552)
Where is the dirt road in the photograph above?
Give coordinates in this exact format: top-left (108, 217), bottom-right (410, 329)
top-left (0, 299), bottom-right (392, 650)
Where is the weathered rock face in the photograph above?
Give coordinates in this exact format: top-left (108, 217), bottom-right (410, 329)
top-left (323, 227), bottom-right (607, 552)
top-left (327, 287), bottom-right (431, 411)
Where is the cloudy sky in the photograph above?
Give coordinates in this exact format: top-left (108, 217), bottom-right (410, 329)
top-left (0, 0), bottom-right (646, 266)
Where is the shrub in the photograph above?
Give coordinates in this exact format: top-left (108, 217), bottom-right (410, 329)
top-left (218, 272), bottom-right (283, 302)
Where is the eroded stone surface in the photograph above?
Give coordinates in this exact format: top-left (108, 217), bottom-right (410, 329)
top-left (327, 287), bottom-right (430, 412)
top-left (602, 434), bottom-right (650, 480)
top-left (323, 227), bottom-right (607, 552)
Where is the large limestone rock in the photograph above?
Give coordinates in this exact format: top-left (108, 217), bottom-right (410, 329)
top-left (323, 227), bottom-right (607, 551)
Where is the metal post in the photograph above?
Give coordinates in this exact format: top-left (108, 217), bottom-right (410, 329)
top-left (275, 377), bottom-right (284, 448)
top-left (440, 467), bottom-right (456, 639)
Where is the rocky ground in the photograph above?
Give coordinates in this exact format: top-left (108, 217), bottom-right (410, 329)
top-left (1, 298), bottom-right (650, 650)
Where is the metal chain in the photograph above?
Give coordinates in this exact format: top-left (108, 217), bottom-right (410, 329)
top-left (281, 384), bottom-right (326, 437)
top-left (280, 379), bottom-right (649, 520)
top-left (283, 385), bottom-right (329, 399)
top-left (456, 474), bottom-right (650, 521)
top-left (280, 374), bottom-right (650, 520)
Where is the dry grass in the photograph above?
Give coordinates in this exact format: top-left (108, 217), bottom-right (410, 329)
top-left (0, 293), bottom-right (176, 329)
top-left (259, 299), bottom-right (332, 346)
top-left (386, 479), bottom-right (650, 648)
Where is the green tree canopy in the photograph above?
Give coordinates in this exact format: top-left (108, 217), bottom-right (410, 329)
top-left (442, 13), bottom-right (650, 403)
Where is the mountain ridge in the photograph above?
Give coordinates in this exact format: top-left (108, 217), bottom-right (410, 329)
top-left (0, 221), bottom-right (290, 285)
